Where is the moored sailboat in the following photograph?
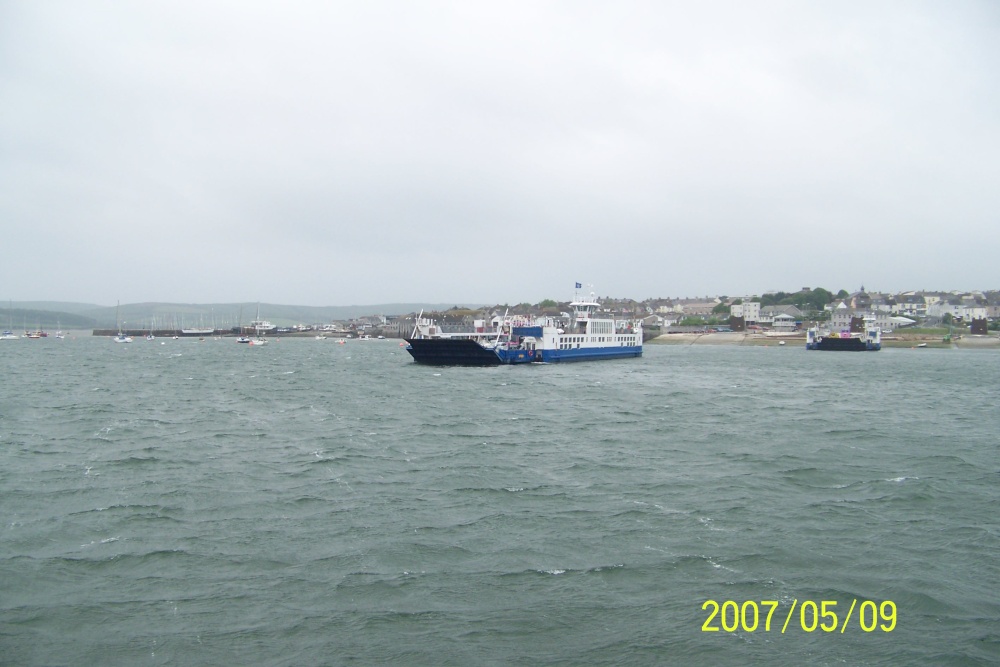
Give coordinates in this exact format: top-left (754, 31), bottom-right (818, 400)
top-left (1, 301), bottom-right (17, 340)
top-left (248, 303), bottom-right (268, 346)
top-left (236, 305), bottom-right (251, 343)
top-left (114, 301), bottom-right (132, 343)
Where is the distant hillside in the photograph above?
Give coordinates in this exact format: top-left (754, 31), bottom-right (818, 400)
top-left (2, 306), bottom-right (97, 330)
top-left (8, 301), bottom-right (106, 315)
top-left (7, 302), bottom-right (485, 329)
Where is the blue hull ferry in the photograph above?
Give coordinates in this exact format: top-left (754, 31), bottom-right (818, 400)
top-left (405, 292), bottom-right (642, 366)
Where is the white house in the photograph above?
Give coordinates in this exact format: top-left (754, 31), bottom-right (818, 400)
top-left (927, 302), bottom-right (987, 321)
top-left (730, 302), bottom-right (761, 323)
top-left (829, 308), bottom-right (895, 332)
top-left (759, 305), bottom-right (804, 326)
top-left (772, 313), bottom-right (798, 331)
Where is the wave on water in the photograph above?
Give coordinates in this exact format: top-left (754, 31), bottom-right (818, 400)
top-left (3, 340), bottom-right (999, 666)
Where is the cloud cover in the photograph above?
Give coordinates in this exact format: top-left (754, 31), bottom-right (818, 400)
top-left (2, 1), bottom-right (998, 306)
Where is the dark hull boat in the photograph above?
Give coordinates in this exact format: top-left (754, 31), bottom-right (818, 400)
top-left (806, 325), bottom-right (881, 351)
top-left (405, 338), bottom-right (519, 366)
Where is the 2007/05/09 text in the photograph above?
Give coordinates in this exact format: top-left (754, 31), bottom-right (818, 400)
top-left (702, 599), bottom-right (896, 633)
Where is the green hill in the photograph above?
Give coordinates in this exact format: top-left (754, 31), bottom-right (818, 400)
top-left (2, 306), bottom-right (96, 331)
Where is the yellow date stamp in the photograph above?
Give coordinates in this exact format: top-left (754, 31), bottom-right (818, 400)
top-left (702, 599), bottom-right (896, 633)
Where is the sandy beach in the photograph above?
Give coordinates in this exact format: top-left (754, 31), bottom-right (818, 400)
top-left (650, 332), bottom-right (799, 346)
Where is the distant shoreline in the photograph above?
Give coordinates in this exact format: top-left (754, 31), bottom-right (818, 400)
top-left (89, 328), bottom-right (398, 339)
top-left (649, 332), bottom-right (1000, 349)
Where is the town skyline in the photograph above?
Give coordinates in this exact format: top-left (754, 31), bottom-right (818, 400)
top-left (7, 284), bottom-right (999, 331)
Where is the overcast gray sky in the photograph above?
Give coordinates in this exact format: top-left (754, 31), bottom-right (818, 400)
top-left (2, 1), bottom-right (998, 307)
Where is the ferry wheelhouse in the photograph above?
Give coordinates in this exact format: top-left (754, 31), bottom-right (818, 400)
top-left (405, 292), bottom-right (642, 366)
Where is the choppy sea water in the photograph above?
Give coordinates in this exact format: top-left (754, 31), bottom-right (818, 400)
top-left (1, 335), bottom-right (998, 666)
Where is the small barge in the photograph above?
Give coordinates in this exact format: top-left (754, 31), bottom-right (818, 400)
top-left (806, 323), bottom-right (881, 351)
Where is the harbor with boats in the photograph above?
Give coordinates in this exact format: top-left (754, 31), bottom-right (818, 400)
top-left (4, 286), bottom-right (999, 351)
